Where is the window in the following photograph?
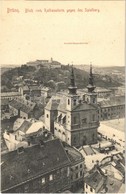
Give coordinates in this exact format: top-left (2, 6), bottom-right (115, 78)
top-left (68, 99), bottom-right (70, 105)
top-left (90, 187), bottom-right (93, 192)
top-left (86, 184), bottom-right (88, 189)
top-left (49, 174), bottom-right (53, 181)
top-left (82, 118), bottom-right (87, 124)
top-left (80, 171), bottom-right (83, 176)
top-left (75, 166), bottom-right (78, 170)
top-left (73, 99), bottom-right (76, 106)
top-left (80, 164), bottom-right (82, 168)
top-left (42, 177), bottom-right (45, 185)
top-left (76, 173), bottom-right (78, 179)
top-left (46, 114), bottom-right (49, 118)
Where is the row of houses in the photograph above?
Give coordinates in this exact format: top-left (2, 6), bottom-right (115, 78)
top-left (98, 96), bottom-right (125, 121)
top-left (84, 152), bottom-right (125, 193)
top-left (1, 96), bottom-right (44, 121)
top-left (2, 138), bottom-right (84, 193)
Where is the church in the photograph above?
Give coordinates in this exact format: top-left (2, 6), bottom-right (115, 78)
top-left (44, 65), bottom-right (99, 148)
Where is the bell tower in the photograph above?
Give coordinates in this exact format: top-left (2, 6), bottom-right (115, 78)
top-left (85, 64), bottom-right (97, 104)
top-left (66, 65), bottom-right (80, 111)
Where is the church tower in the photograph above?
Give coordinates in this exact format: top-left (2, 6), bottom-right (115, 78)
top-left (85, 64), bottom-right (97, 104)
top-left (66, 65), bottom-right (80, 111)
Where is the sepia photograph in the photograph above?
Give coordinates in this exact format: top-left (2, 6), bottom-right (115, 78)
top-left (0, 0), bottom-right (125, 193)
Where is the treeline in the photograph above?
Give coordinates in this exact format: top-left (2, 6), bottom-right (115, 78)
top-left (1, 63), bottom-right (122, 92)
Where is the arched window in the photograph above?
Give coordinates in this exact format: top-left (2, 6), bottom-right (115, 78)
top-left (68, 99), bottom-right (70, 105)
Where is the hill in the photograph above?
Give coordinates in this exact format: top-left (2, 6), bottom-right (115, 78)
top-left (1, 61), bottom-right (123, 92)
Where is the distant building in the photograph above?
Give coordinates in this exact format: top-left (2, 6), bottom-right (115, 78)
top-left (1, 92), bottom-right (22, 100)
top-left (19, 85), bottom-right (41, 97)
top-left (1, 139), bottom-right (71, 193)
top-left (45, 65), bottom-right (99, 148)
top-left (1, 99), bottom-right (9, 112)
top-left (9, 97), bottom-right (36, 119)
top-left (100, 153), bottom-right (125, 182)
top-left (3, 118), bottom-right (52, 151)
top-left (26, 58), bottom-right (61, 69)
top-left (95, 87), bottom-right (112, 98)
top-left (98, 96), bottom-right (125, 120)
top-left (18, 85), bottom-right (51, 103)
top-left (41, 87), bottom-right (51, 98)
top-left (84, 152), bottom-right (125, 193)
top-left (84, 166), bottom-right (106, 193)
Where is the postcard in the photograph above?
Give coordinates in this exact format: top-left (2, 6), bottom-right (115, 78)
top-left (0, 0), bottom-right (125, 193)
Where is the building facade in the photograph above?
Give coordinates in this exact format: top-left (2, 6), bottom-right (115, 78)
top-left (98, 96), bottom-right (125, 121)
top-left (45, 65), bottom-right (99, 148)
top-left (1, 139), bottom-right (71, 193)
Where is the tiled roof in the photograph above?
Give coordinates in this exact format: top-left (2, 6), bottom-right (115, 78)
top-left (17, 120), bottom-right (32, 133)
top-left (41, 87), bottom-right (50, 92)
top-left (63, 142), bottom-right (83, 163)
top-left (26, 121), bottom-right (44, 135)
top-left (95, 87), bottom-right (112, 92)
top-left (1, 92), bottom-right (21, 97)
top-left (22, 85), bottom-right (29, 91)
top-left (106, 176), bottom-right (122, 193)
top-left (1, 139), bottom-right (70, 192)
top-left (1, 99), bottom-right (9, 106)
top-left (9, 99), bottom-right (36, 114)
top-left (29, 85), bottom-right (41, 91)
top-left (99, 96), bottom-right (125, 107)
top-left (85, 168), bottom-right (106, 190)
top-left (45, 97), bottom-right (60, 110)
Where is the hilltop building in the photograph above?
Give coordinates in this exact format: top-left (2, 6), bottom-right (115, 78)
top-left (45, 65), bottom-right (99, 148)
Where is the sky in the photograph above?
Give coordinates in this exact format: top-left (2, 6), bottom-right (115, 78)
top-left (0, 1), bottom-right (125, 67)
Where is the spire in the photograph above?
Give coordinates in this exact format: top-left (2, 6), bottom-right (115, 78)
top-left (68, 65), bottom-right (77, 95)
top-left (87, 63), bottom-right (96, 92)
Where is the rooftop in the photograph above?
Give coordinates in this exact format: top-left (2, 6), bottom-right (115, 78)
top-left (63, 143), bottom-right (83, 163)
top-left (1, 92), bottom-right (21, 97)
top-left (106, 176), bottom-right (122, 193)
top-left (85, 167), bottom-right (106, 191)
top-left (45, 96), bottom-right (61, 110)
top-left (1, 138), bottom-right (70, 192)
top-left (9, 98), bottom-right (36, 114)
top-left (99, 96), bottom-right (125, 107)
